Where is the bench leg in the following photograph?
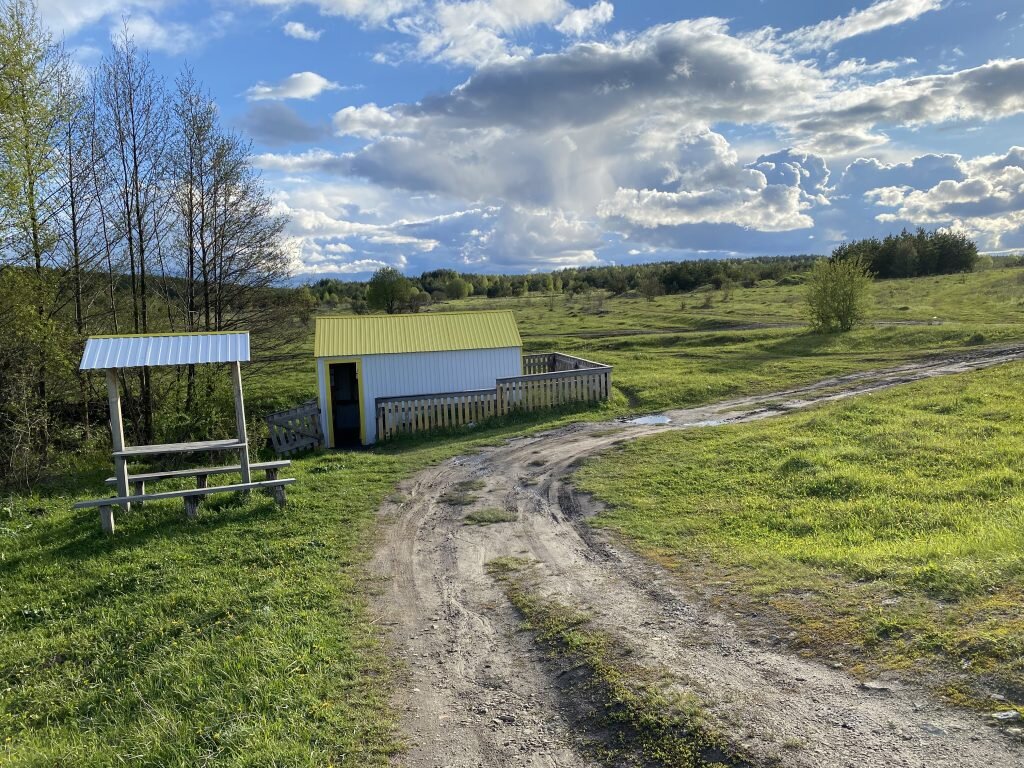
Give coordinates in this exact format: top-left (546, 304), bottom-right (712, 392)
top-left (184, 495), bottom-right (200, 520)
top-left (99, 504), bottom-right (115, 535)
top-left (263, 468), bottom-right (279, 497)
top-left (196, 474), bottom-right (208, 490)
top-left (132, 480), bottom-right (145, 508)
top-left (115, 457), bottom-right (131, 513)
top-left (272, 485), bottom-right (287, 509)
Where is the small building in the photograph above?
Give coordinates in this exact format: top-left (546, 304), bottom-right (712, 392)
top-left (314, 311), bottom-right (523, 446)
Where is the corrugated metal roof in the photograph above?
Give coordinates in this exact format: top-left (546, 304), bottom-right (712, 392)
top-left (80, 332), bottom-right (250, 370)
top-left (314, 311), bottom-right (522, 357)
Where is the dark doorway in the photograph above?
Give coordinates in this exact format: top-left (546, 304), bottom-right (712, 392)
top-left (329, 362), bottom-right (361, 446)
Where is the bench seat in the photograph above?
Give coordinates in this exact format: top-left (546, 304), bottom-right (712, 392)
top-left (76, 478), bottom-right (296, 534)
top-left (105, 460), bottom-right (291, 486)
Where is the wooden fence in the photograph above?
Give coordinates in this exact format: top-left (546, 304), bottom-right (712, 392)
top-left (376, 389), bottom-right (499, 442)
top-left (374, 353), bottom-right (612, 442)
top-left (266, 399), bottom-right (324, 455)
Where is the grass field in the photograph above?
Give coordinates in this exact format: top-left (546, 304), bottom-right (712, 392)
top-left (0, 420), bottom-right (598, 766)
top-left (5, 265), bottom-right (1024, 763)
top-left (575, 362), bottom-right (1024, 711)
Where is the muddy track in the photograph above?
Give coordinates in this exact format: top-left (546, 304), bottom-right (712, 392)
top-left (370, 344), bottom-right (1024, 767)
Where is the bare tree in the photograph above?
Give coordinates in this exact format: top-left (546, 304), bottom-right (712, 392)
top-left (99, 30), bottom-right (173, 441)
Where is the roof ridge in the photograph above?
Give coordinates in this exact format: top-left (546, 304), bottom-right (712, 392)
top-left (316, 309), bottom-right (514, 321)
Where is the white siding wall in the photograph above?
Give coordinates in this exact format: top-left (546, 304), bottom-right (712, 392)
top-left (318, 347), bottom-right (522, 446)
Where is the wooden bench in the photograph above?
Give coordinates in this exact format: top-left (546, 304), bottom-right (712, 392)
top-left (104, 460), bottom-right (291, 499)
top-left (75, 478), bottom-right (296, 535)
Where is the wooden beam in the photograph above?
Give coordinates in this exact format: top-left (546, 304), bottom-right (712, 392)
top-left (105, 369), bottom-right (130, 513)
top-left (230, 361), bottom-right (251, 484)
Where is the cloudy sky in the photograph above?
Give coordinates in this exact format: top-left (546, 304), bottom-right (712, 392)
top-left (44, 0), bottom-right (1024, 277)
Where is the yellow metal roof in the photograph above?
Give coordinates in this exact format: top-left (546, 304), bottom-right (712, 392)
top-left (314, 311), bottom-right (522, 357)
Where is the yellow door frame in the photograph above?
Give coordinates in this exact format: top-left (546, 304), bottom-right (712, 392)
top-left (323, 356), bottom-right (367, 446)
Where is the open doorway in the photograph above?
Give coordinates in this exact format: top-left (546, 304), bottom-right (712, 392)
top-left (329, 362), bottom-right (361, 446)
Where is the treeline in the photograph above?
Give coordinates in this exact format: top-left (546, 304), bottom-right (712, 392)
top-left (832, 228), bottom-right (977, 278)
top-left (0, 1), bottom-right (298, 485)
top-left (308, 255), bottom-right (822, 310)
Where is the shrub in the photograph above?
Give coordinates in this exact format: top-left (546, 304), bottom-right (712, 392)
top-left (806, 256), bottom-right (872, 333)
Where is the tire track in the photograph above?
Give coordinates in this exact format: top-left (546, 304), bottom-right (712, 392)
top-left (370, 344), bottom-right (1024, 767)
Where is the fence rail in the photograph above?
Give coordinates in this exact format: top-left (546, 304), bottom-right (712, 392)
top-left (376, 389), bottom-right (498, 442)
top-left (374, 353), bottom-right (612, 442)
top-left (266, 399), bottom-right (323, 455)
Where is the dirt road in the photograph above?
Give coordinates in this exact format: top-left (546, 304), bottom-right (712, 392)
top-left (370, 345), bottom-right (1024, 767)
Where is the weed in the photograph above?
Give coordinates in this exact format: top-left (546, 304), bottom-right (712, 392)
top-left (487, 558), bottom-right (749, 767)
top-left (465, 508), bottom-right (517, 525)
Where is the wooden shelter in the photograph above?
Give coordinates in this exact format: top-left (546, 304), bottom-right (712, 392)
top-left (75, 331), bottom-right (294, 534)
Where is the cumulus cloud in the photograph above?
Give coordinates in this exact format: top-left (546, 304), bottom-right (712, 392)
top-left (782, 0), bottom-right (942, 52)
top-left (790, 59), bottom-right (1024, 153)
top-left (554, 1), bottom-right (613, 37)
top-left (245, 7), bottom-right (1024, 270)
top-left (862, 147), bottom-right (1024, 248)
top-left (283, 21), bottom-right (322, 40)
top-left (236, 103), bottom-right (330, 146)
top-left (245, 71), bottom-right (344, 101)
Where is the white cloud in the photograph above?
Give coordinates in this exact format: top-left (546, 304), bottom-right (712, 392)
top-left (242, 0), bottom-right (418, 26)
top-left (248, 9), bottom-right (1024, 270)
top-left (782, 0), bottom-right (942, 52)
top-left (113, 11), bottom-right (232, 55)
top-left (283, 20), bottom-right (323, 40)
top-left (246, 71), bottom-right (344, 101)
top-left (864, 147), bottom-right (1024, 249)
top-left (38, 0), bottom-right (165, 36)
top-left (555, 1), bottom-right (613, 37)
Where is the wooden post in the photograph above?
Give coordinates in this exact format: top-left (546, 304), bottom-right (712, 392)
top-left (99, 504), bottom-right (115, 535)
top-left (105, 369), bottom-right (130, 513)
top-left (272, 484), bottom-right (287, 508)
top-left (184, 495), bottom-right (200, 520)
top-left (230, 361), bottom-right (251, 484)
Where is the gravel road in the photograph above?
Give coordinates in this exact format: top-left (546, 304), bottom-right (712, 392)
top-left (370, 344), bottom-right (1024, 767)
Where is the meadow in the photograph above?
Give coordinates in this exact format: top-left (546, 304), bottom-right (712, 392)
top-left (575, 362), bottom-right (1024, 709)
top-left (4, 264), bottom-right (1024, 763)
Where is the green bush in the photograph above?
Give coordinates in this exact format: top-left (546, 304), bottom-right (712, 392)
top-left (806, 256), bottom-right (872, 333)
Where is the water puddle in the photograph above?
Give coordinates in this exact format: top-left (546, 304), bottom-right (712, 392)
top-left (626, 414), bottom-right (671, 425)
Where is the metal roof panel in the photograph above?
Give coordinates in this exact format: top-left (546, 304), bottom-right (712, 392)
top-left (314, 311), bottom-right (522, 357)
top-left (80, 332), bottom-right (250, 370)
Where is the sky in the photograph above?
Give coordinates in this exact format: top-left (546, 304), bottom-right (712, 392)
top-left (40, 0), bottom-right (1024, 278)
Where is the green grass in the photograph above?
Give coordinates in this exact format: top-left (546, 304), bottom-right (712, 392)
top-left (464, 508), bottom-right (517, 525)
top-left (428, 266), bottom-right (1024, 413)
top-left (7, 266), bottom-right (1024, 762)
top-left (574, 362), bottom-right (1024, 710)
top-left (0, 424), bottom-right (571, 766)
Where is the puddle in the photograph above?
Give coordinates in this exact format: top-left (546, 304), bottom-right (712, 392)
top-left (626, 415), bottom-right (671, 425)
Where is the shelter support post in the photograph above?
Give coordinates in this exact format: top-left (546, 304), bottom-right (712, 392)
top-left (231, 361), bottom-right (251, 485)
top-left (105, 369), bottom-right (130, 513)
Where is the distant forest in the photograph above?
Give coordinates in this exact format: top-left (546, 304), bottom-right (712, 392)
top-left (309, 255), bottom-right (824, 310)
top-left (308, 227), bottom-right (986, 311)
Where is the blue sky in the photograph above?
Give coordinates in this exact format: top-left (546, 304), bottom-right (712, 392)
top-left (42, 0), bottom-right (1024, 277)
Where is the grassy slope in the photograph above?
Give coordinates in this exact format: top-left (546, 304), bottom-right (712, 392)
top-left (5, 266), bottom-right (1024, 763)
top-left (442, 266), bottom-right (1024, 412)
top-left (575, 362), bottom-right (1024, 710)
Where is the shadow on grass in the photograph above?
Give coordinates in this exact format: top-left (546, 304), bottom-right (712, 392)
top-left (8, 493), bottom-right (282, 569)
